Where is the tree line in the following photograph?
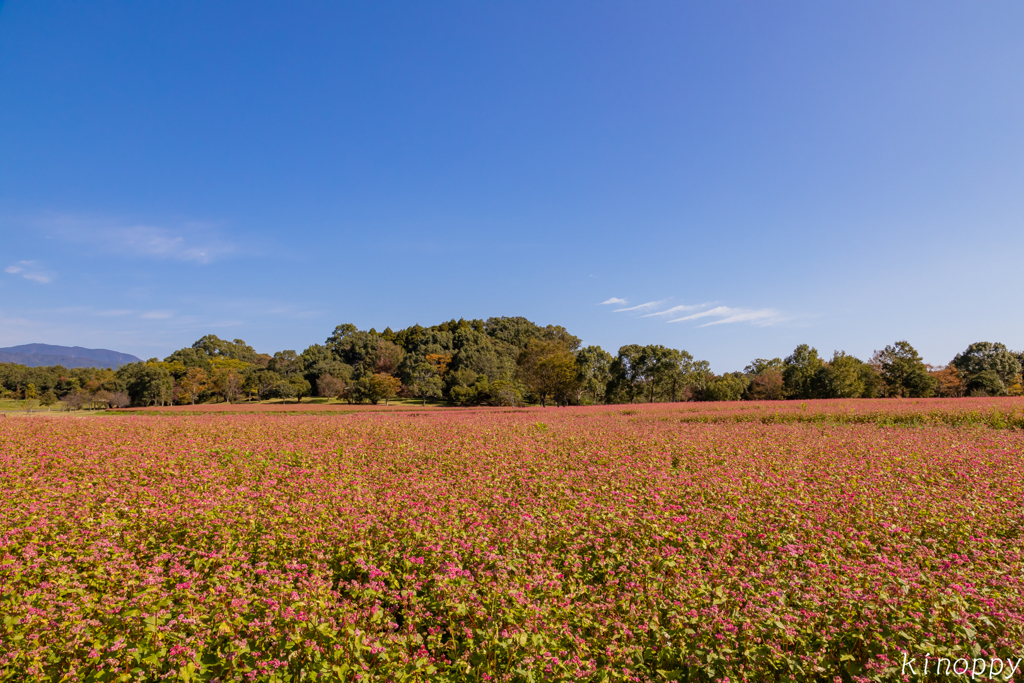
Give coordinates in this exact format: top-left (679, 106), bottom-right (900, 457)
top-left (1, 317), bottom-right (1021, 408)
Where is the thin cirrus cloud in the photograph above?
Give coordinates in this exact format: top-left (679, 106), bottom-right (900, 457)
top-left (140, 310), bottom-right (174, 320)
top-left (667, 306), bottom-right (784, 327)
top-left (641, 303), bottom-right (708, 318)
top-left (613, 300), bottom-right (667, 313)
top-left (4, 261), bottom-right (54, 284)
top-left (109, 225), bottom-right (235, 264)
top-left (40, 214), bottom-right (238, 264)
top-left (607, 298), bottom-right (787, 327)
top-left (599, 297), bottom-right (627, 305)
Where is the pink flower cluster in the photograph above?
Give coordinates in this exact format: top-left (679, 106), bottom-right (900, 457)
top-left (1, 399), bottom-right (1023, 681)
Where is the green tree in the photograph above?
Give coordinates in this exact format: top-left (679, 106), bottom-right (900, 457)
top-left (270, 379), bottom-right (296, 402)
top-left (653, 346), bottom-right (707, 403)
top-left (517, 339), bottom-right (578, 407)
top-left (951, 342), bottom-right (1022, 396)
top-left (212, 368), bottom-right (243, 403)
top-left (163, 347), bottom-right (213, 373)
top-left (289, 375), bottom-right (312, 403)
top-left (872, 341), bottom-right (936, 398)
top-left (268, 350), bottom-right (301, 377)
top-left (484, 316), bottom-right (547, 351)
top-left (783, 345), bottom-right (824, 399)
top-left (116, 363), bottom-right (174, 406)
top-left (409, 362), bottom-right (444, 406)
top-left (574, 346), bottom-right (613, 405)
top-left (250, 369), bottom-right (284, 401)
top-left (191, 335), bottom-right (258, 363)
top-left (363, 339), bottom-right (405, 376)
top-left (744, 358), bottom-right (784, 375)
top-left (487, 379), bottom-right (522, 406)
top-left (605, 344), bottom-right (649, 404)
top-left (705, 373), bottom-right (751, 401)
top-left (814, 351), bottom-right (866, 399)
top-left (179, 367), bottom-right (209, 405)
top-left (354, 373), bottom-right (402, 405)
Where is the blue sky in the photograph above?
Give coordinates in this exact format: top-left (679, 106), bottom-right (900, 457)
top-left (1, 1), bottom-right (1022, 371)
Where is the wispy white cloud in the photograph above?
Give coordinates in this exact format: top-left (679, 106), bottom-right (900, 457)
top-left (97, 309), bottom-right (135, 317)
top-left (4, 261), bottom-right (54, 284)
top-left (603, 296), bottom-right (789, 327)
top-left (40, 214), bottom-right (238, 264)
top-left (140, 310), bottom-right (174, 320)
top-left (668, 306), bottom-right (784, 327)
top-left (614, 300), bottom-right (666, 313)
top-left (109, 225), bottom-right (233, 263)
top-left (701, 309), bottom-right (784, 327)
top-left (641, 303), bottom-right (707, 318)
top-left (599, 297), bottom-right (627, 305)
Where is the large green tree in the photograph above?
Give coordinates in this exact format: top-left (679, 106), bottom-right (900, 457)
top-left (574, 346), bottom-right (613, 405)
top-left (517, 339), bottom-right (577, 407)
top-left (605, 344), bottom-right (649, 404)
top-left (814, 351), bottom-right (867, 399)
top-left (116, 362), bottom-right (173, 407)
top-left (783, 345), bottom-right (824, 399)
top-left (409, 362), bottom-right (444, 406)
top-left (951, 342), bottom-right (1022, 396)
top-left (872, 341), bottom-right (936, 398)
top-left (705, 372), bottom-right (751, 401)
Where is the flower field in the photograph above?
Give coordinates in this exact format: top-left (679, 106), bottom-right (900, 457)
top-left (2, 400), bottom-right (1023, 682)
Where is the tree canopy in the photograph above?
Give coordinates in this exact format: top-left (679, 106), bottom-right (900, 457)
top-left (3, 320), bottom-right (1019, 408)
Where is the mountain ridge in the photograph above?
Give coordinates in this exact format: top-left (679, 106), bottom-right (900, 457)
top-left (0, 344), bottom-right (141, 369)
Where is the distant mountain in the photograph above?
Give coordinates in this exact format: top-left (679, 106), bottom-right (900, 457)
top-left (0, 344), bottom-right (141, 369)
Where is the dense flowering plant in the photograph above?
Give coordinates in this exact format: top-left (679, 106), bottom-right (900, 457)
top-left (1, 399), bottom-right (1023, 681)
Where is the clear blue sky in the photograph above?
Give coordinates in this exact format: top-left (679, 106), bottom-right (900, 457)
top-left (2, 1), bottom-right (1022, 371)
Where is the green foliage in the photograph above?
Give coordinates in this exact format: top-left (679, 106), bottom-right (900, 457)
top-left (783, 344), bottom-right (824, 399)
top-left (353, 372), bottom-right (402, 405)
top-left (743, 357), bottom-right (783, 375)
top-left (517, 339), bottom-right (578, 407)
top-left (951, 342), bottom-right (1023, 396)
top-left (483, 316), bottom-right (547, 350)
top-left (814, 351), bottom-right (867, 398)
top-left (116, 362), bottom-right (174, 407)
top-left (606, 344), bottom-right (709, 404)
top-left (409, 362), bottom-right (444, 405)
top-left (289, 375), bottom-right (312, 403)
top-left (704, 372), bottom-right (751, 401)
top-left (965, 369), bottom-right (1005, 397)
top-left (163, 346), bottom-right (213, 372)
top-left (872, 341), bottom-right (936, 398)
top-left (190, 334), bottom-right (259, 364)
top-left (487, 378), bottom-right (522, 406)
top-left (9, 320), bottom-right (1021, 410)
top-left (268, 350), bottom-right (301, 377)
top-left (574, 345), bottom-right (613, 405)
